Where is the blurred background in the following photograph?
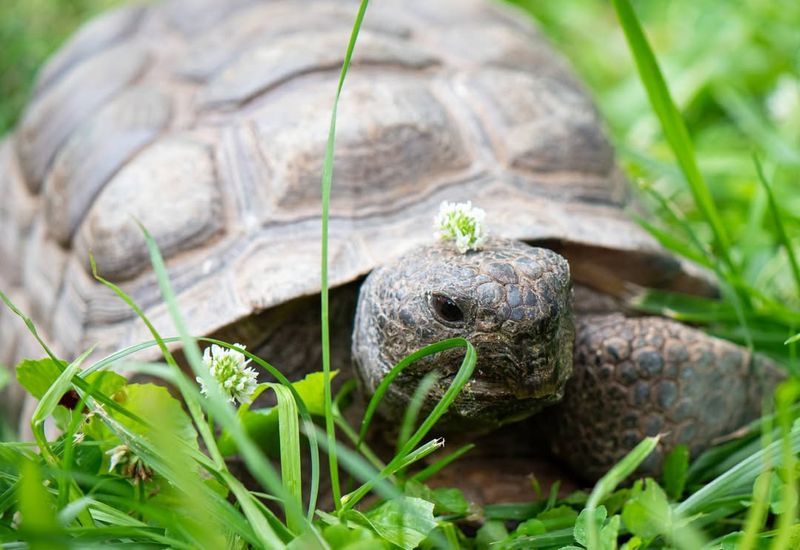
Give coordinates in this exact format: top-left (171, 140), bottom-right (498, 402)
top-left (0, 0), bottom-right (798, 305)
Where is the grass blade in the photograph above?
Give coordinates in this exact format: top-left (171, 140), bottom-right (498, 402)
top-left (584, 435), bottom-right (659, 550)
top-left (677, 420), bottom-right (800, 517)
top-left (753, 156), bottom-right (800, 298)
top-left (771, 380), bottom-right (799, 550)
top-left (344, 338), bottom-right (476, 512)
top-left (271, 384), bottom-right (303, 534)
top-left (138, 226), bottom-right (295, 547)
top-left (396, 372), bottom-right (439, 454)
top-left (610, 0), bottom-right (736, 278)
top-left (358, 338), bottom-right (474, 446)
top-left (408, 444), bottom-right (475, 483)
top-left (319, 0), bottom-right (370, 511)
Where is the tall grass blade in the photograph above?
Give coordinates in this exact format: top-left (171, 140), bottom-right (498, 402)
top-left (408, 443), bottom-right (475, 483)
top-left (358, 338), bottom-right (474, 446)
top-left (319, 0), bottom-right (370, 511)
top-left (138, 226), bottom-right (297, 547)
top-left (396, 371), bottom-right (439, 454)
top-left (344, 338), bottom-right (476, 512)
top-left (272, 384), bottom-right (303, 534)
top-left (31, 347), bottom-right (94, 465)
top-left (771, 380), bottom-right (799, 550)
top-left (753, 157), bottom-right (800, 298)
top-left (0, 290), bottom-right (60, 364)
top-left (94, 246), bottom-right (289, 544)
top-left (584, 435), bottom-right (659, 550)
top-left (677, 421), bottom-right (800, 517)
top-left (200, 338), bottom-right (322, 521)
top-left (610, 0), bottom-right (736, 278)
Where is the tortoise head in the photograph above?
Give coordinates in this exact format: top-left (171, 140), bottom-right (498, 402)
top-left (352, 238), bottom-right (574, 431)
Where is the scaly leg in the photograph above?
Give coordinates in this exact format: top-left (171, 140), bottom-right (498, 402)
top-left (541, 313), bottom-right (783, 481)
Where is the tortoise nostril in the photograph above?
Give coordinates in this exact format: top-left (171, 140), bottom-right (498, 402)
top-left (430, 293), bottom-right (465, 324)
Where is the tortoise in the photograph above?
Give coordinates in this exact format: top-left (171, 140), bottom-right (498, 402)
top-left (0, 0), bottom-right (779, 491)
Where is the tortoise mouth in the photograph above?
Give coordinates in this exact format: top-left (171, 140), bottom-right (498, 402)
top-left (438, 353), bottom-right (555, 401)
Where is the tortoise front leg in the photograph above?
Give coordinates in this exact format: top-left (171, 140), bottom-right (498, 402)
top-left (541, 313), bottom-right (783, 481)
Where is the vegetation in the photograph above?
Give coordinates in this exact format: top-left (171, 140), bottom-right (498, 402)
top-left (0, 0), bottom-right (123, 133)
top-left (0, 0), bottom-right (798, 548)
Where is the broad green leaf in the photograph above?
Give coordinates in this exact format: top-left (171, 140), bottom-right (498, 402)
top-left (601, 489), bottom-right (633, 517)
top-left (574, 505), bottom-right (607, 547)
top-left (475, 520), bottom-right (508, 550)
top-left (68, 437), bottom-right (104, 478)
top-left (52, 405), bottom-right (78, 432)
top-left (16, 358), bottom-right (65, 399)
top-left (717, 531), bottom-right (743, 550)
top-left (599, 514), bottom-right (621, 550)
top-left (114, 384), bottom-right (198, 450)
top-left (291, 370), bottom-right (337, 417)
top-left (218, 407), bottom-right (280, 457)
top-left (620, 535), bottom-right (643, 550)
top-left (31, 349), bottom-right (93, 465)
top-left (430, 487), bottom-right (470, 516)
top-left (404, 480), bottom-right (469, 516)
top-left (621, 479), bottom-right (671, 542)
top-left (321, 523), bottom-right (388, 550)
top-left (663, 444), bottom-right (689, 500)
top-left (515, 518), bottom-right (546, 536)
top-left (768, 469), bottom-right (788, 515)
top-left (537, 505), bottom-right (579, 522)
top-left (84, 371), bottom-right (127, 400)
top-left (364, 496), bottom-right (436, 550)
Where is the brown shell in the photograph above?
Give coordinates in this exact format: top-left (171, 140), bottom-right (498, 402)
top-left (0, 0), bottom-right (711, 367)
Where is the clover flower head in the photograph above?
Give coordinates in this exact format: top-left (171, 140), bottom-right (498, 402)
top-left (434, 201), bottom-right (488, 253)
top-left (106, 444), bottom-right (153, 483)
top-left (767, 74), bottom-right (800, 123)
top-left (197, 343), bottom-right (258, 405)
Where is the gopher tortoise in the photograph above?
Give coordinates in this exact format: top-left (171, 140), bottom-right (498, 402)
top-left (0, 0), bottom-right (778, 488)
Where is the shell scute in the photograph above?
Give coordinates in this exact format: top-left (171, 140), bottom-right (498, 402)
top-left (200, 31), bottom-right (438, 109)
top-left (44, 88), bottom-right (172, 246)
top-left (252, 78), bottom-right (471, 218)
top-left (75, 138), bottom-right (223, 281)
top-left (16, 43), bottom-right (149, 193)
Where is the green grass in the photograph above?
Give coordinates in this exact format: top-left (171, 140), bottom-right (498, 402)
top-left (1, 0), bottom-right (800, 548)
top-left (0, 0), bottom-right (124, 134)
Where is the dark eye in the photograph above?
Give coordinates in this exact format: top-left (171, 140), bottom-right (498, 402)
top-left (429, 293), bottom-right (465, 325)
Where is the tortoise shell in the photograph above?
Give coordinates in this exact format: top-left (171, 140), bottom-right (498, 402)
top-left (0, 0), bottom-right (711, 377)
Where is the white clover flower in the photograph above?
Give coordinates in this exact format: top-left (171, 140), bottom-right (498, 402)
top-left (11, 511), bottom-right (21, 530)
top-left (107, 444), bottom-right (130, 473)
top-left (197, 343), bottom-right (258, 405)
top-left (433, 201), bottom-right (488, 253)
top-left (106, 443), bottom-right (153, 483)
top-left (767, 75), bottom-right (800, 123)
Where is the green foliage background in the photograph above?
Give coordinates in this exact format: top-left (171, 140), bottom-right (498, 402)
top-left (511, 0), bottom-right (800, 305)
top-left (0, 0), bottom-right (123, 132)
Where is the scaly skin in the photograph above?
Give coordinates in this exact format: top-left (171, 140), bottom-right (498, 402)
top-left (353, 238), bottom-right (574, 431)
top-left (539, 313), bottom-right (783, 481)
top-left (353, 239), bottom-right (782, 479)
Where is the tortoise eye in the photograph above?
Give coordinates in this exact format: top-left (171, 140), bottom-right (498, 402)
top-left (429, 293), bottom-right (465, 325)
